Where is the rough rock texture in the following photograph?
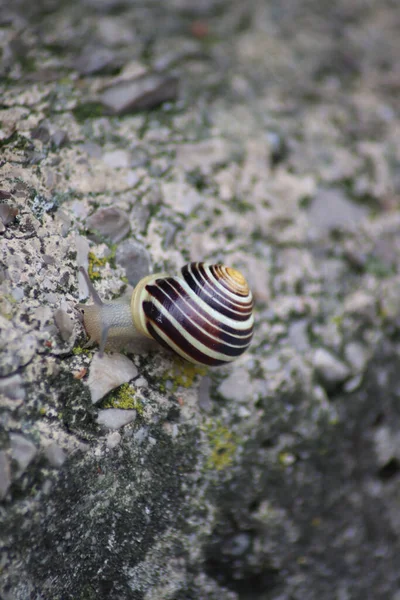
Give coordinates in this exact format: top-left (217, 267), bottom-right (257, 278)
top-left (1, 0), bottom-right (400, 599)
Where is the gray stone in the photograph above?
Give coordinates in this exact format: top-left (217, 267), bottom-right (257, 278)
top-left (218, 367), bottom-right (252, 403)
top-left (0, 451), bottom-right (11, 500)
top-left (313, 348), bottom-right (350, 390)
top-left (87, 353), bottom-right (138, 404)
top-left (76, 46), bottom-right (117, 76)
top-left (308, 188), bottom-right (369, 235)
top-left (106, 431), bottom-right (121, 448)
top-left (96, 408), bottom-right (136, 429)
top-left (43, 443), bottom-right (67, 468)
top-left (54, 308), bottom-right (74, 342)
top-left (100, 73), bottom-right (179, 115)
top-left (0, 374), bottom-right (25, 401)
top-left (10, 434), bottom-right (37, 476)
top-left (115, 239), bottom-right (152, 286)
top-left (86, 207), bottom-right (131, 243)
top-left (102, 149), bottom-right (130, 169)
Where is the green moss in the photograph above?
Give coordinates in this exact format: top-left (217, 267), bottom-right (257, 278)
top-left (72, 102), bottom-right (105, 123)
top-left (161, 358), bottom-right (208, 392)
top-left (103, 383), bottom-right (144, 414)
top-left (203, 421), bottom-right (238, 471)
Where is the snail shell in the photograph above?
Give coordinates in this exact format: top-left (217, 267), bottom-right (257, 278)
top-left (79, 262), bottom-right (254, 367)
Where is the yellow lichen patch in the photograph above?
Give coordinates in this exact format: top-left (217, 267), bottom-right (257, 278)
top-left (72, 346), bottom-right (92, 356)
top-left (161, 358), bottom-right (208, 392)
top-left (203, 421), bottom-right (238, 471)
top-left (88, 251), bottom-right (107, 280)
top-left (103, 383), bottom-right (144, 414)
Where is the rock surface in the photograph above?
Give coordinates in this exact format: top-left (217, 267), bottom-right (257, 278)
top-left (1, 0), bottom-right (400, 599)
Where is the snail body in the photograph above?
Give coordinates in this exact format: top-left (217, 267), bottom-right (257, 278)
top-left (79, 262), bottom-right (254, 366)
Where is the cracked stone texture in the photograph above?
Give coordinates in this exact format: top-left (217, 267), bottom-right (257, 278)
top-left (1, 0), bottom-right (400, 599)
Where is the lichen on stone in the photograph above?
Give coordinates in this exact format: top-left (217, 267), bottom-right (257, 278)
top-left (102, 382), bottom-right (144, 415)
top-left (202, 421), bottom-right (238, 472)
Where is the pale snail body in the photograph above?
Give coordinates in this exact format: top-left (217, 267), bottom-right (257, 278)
top-left (79, 262), bottom-right (254, 367)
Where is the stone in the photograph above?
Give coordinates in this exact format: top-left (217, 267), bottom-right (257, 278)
top-left (10, 434), bottom-right (37, 476)
top-left (100, 73), bottom-right (179, 115)
top-left (86, 207), bottom-right (130, 243)
top-left (102, 149), bottom-right (130, 169)
top-left (106, 431), bottom-right (121, 448)
top-left (115, 239), bottom-right (152, 287)
top-left (0, 451), bottom-right (11, 500)
top-left (218, 367), bottom-right (252, 403)
top-left (0, 374), bottom-right (25, 401)
top-left (313, 348), bottom-right (350, 390)
top-left (53, 308), bottom-right (75, 342)
top-left (44, 442), bottom-right (67, 468)
top-left (87, 353), bottom-right (138, 404)
top-left (96, 409), bottom-right (136, 429)
top-left (76, 46), bottom-right (117, 76)
top-left (308, 188), bottom-right (369, 235)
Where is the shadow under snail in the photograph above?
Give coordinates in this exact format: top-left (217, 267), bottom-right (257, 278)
top-left (78, 262), bottom-right (254, 366)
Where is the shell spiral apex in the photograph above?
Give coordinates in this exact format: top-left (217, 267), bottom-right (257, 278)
top-left (79, 262), bottom-right (254, 366)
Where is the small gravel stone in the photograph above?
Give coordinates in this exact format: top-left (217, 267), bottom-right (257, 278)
top-left (86, 207), bottom-right (130, 243)
top-left (87, 352), bottom-right (138, 404)
top-left (218, 367), bottom-right (252, 403)
top-left (308, 188), bottom-right (369, 235)
top-left (76, 46), bottom-right (116, 76)
top-left (10, 434), bottom-right (37, 476)
top-left (344, 342), bottom-right (369, 373)
top-left (115, 239), bottom-right (151, 286)
top-left (0, 451), bottom-right (11, 500)
top-left (313, 348), bottom-right (350, 390)
top-left (0, 374), bottom-right (25, 401)
top-left (100, 72), bottom-right (179, 115)
top-left (198, 376), bottom-right (212, 413)
top-left (54, 308), bottom-right (75, 342)
top-left (106, 431), bottom-right (122, 448)
top-left (288, 320), bottom-right (309, 352)
top-left (97, 409), bottom-right (136, 430)
top-left (102, 149), bottom-right (130, 169)
top-left (44, 442), bottom-right (67, 468)
top-left (50, 129), bottom-right (69, 148)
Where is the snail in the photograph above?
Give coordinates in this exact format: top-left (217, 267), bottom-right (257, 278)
top-left (78, 262), bottom-right (254, 366)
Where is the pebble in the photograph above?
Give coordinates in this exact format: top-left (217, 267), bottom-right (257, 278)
top-left (313, 348), bottom-right (350, 390)
top-left (86, 207), bottom-right (131, 243)
top-left (102, 149), bottom-right (130, 169)
top-left (100, 72), bottom-right (179, 115)
top-left (10, 433), bottom-right (37, 476)
top-left (288, 320), bottom-right (310, 352)
top-left (87, 352), bottom-right (138, 404)
top-left (96, 409), bottom-right (136, 430)
top-left (218, 367), bottom-right (252, 403)
top-left (106, 431), bottom-right (121, 448)
top-left (115, 239), bottom-right (151, 286)
top-left (44, 442), bottom-right (67, 468)
top-left (344, 342), bottom-right (369, 373)
top-left (0, 374), bottom-right (25, 401)
top-left (198, 376), bottom-right (213, 413)
top-left (76, 46), bottom-right (116, 76)
top-left (308, 188), bottom-right (369, 235)
top-left (54, 308), bottom-right (75, 342)
top-left (0, 451), bottom-right (11, 500)
top-left (50, 129), bottom-right (69, 148)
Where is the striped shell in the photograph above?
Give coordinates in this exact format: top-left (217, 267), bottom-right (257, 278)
top-left (131, 262), bottom-right (254, 366)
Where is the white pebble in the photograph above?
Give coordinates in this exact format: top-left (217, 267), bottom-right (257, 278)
top-left (106, 431), bottom-right (121, 448)
top-left (96, 409), bottom-right (136, 430)
top-left (87, 353), bottom-right (138, 403)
